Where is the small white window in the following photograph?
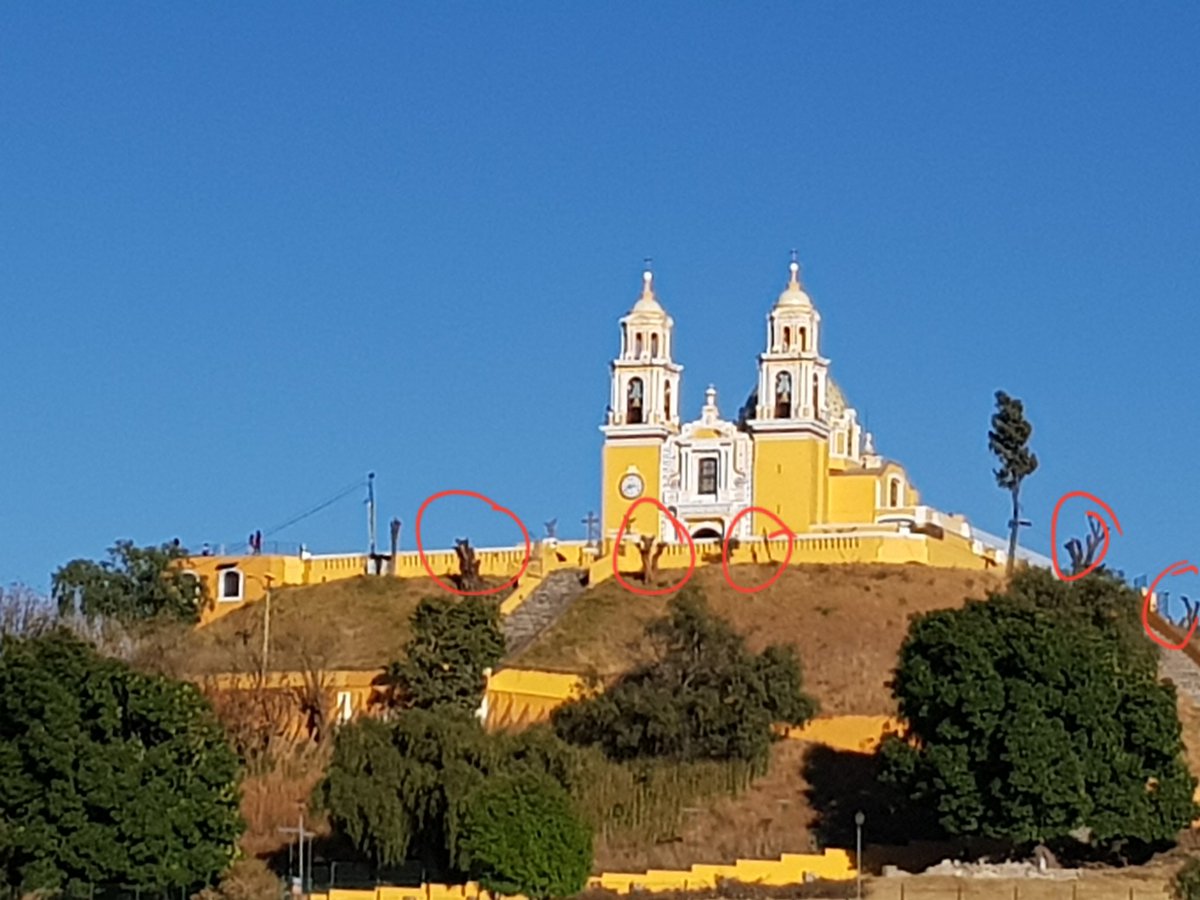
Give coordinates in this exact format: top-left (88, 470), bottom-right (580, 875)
top-left (219, 569), bottom-right (243, 602)
top-left (336, 691), bottom-right (353, 724)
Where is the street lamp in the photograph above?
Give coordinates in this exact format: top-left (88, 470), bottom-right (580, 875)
top-left (240, 573), bottom-right (275, 681)
top-left (854, 811), bottom-right (865, 900)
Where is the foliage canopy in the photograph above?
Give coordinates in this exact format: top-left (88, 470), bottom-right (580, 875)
top-left (317, 710), bottom-right (594, 895)
top-left (459, 771), bottom-right (593, 900)
top-left (988, 390), bottom-right (1038, 573)
top-left (881, 571), bottom-right (1196, 854)
top-left (52, 539), bottom-right (206, 623)
top-left (551, 588), bottom-right (817, 764)
top-left (0, 629), bottom-right (243, 893)
top-left (384, 595), bottom-right (506, 714)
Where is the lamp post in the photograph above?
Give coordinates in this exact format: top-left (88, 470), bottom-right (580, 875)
top-left (854, 810), bottom-right (865, 900)
top-left (242, 573), bottom-right (275, 682)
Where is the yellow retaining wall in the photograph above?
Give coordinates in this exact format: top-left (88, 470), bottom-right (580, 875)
top-left (191, 524), bottom-right (998, 625)
top-left (483, 667), bottom-right (898, 755)
top-left (484, 668), bottom-right (586, 731)
top-left (310, 849), bottom-right (855, 900)
top-left (779, 715), bottom-right (900, 752)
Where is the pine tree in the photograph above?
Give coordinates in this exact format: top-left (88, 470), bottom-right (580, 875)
top-left (988, 390), bottom-right (1038, 575)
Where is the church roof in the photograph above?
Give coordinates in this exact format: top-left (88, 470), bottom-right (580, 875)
top-left (775, 260), bottom-right (813, 310)
top-left (629, 269), bottom-right (667, 317)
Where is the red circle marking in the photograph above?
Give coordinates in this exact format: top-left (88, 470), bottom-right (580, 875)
top-left (611, 497), bottom-right (696, 597)
top-left (1049, 491), bottom-right (1122, 582)
top-left (413, 490), bottom-right (531, 596)
top-left (1142, 561), bottom-right (1200, 651)
top-left (721, 507), bottom-right (795, 594)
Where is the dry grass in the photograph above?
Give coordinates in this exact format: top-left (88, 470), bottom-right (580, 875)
top-left (239, 747), bottom-right (332, 857)
top-left (168, 576), bottom-right (509, 675)
top-left (513, 564), bottom-right (1000, 716)
top-left (594, 741), bottom-right (820, 872)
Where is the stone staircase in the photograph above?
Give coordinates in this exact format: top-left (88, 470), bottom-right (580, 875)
top-left (1147, 610), bottom-right (1200, 706)
top-left (501, 568), bottom-right (588, 657)
top-left (1159, 645), bottom-right (1200, 706)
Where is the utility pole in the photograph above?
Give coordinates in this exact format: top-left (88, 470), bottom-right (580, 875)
top-left (252, 573), bottom-right (274, 684)
top-left (855, 811), bottom-right (865, 900)
top-left (366, 472), bottom-right (377, 558)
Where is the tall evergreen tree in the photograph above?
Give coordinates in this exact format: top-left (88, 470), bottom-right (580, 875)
top-left (385, 596), bottom-right (506, 714)
top-left (988, 390), bottom-right (1039, 575)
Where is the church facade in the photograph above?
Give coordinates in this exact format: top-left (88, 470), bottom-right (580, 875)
top-left (601, 260), bottom-right (933, 545)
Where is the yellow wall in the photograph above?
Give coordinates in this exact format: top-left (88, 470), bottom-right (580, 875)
top-left (602, 441), bottom-right (663, 539)
top-left (827, 471), bottom-right (877, 524)
top-left (779, 715), bottom-right (900, 753)
top-left (309, 849), bottom-right (855, 900)
top-left (751, 436), bottom-right (828, 533)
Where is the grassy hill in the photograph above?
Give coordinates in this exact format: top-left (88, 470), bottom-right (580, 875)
top-left (175, 563), bottom-right (1200, 878)
top-left (175, 575), bottom-right (510, 675)
top-left (513, 563), bottom-right (1001, 716)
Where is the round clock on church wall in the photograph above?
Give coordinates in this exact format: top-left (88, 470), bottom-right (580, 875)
top-left (619, 472), bottom-right (644, 500)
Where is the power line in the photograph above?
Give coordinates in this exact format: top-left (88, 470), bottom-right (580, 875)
top-left (262, 477), bottom-right (368, 538)
top-left (213, 476), bottom-right (369, 549)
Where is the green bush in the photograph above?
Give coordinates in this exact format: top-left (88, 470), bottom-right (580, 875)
top-left (551, 588), bottom-right (817, 764)
top-left (1174, 858), bottom-right (1200, 900)
top-left (460, 771), bottom-right (592, 900)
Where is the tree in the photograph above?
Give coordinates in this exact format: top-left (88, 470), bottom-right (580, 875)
top-left (880, 584), bottom-right (1197, 857)
top-left (459, 771), bottom-right (592, 900)
top-left (454, 539), bottom-right (483, 592)
top-left (988, 390), bottom-right (1038, 575)
top-left (317, 711), bottom-right (494, 869)
top-left (636, 535), bottom-right (666, 586)
top-left (52, 539), bottom-right (207, 623)
top-left (317, 710), bottom-right (596, 882)
top-left (387, 595), bottom-right (506, 714)
top-left (551, 588), bottom-right (817, 764)
top-left (0, 583), bottom-right (56, 638)
top-left (1065, 515), bottom-right (1107, 577)
top-left (0, 629), bottom-right (243, 894)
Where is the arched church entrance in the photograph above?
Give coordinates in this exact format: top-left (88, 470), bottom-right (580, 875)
top-left (691, 527), bottom-right (723, 541)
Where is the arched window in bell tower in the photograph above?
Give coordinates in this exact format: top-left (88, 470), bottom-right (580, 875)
top-left (782, 327), bottom-right (791, 351)
top-left (664, 380), bottom-right (672, 420)
top-left (634, 333), bottom-right (644, 358)
top-left (799, 327), bottom-right (808, 352)
top-left (774, 372), bottom-right (792, 419)
top-left (627, 378), bottom-right (644, 424)
top-left (651, 333), bottom-right (659, 358)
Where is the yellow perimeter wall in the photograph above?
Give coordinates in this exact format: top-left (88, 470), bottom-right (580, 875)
top-left (189, 518), bottom-right (1001, 625)
top-left (309, 849), bottom-right (855, 900)
top-left (485, 667), bottom-right (898, 753)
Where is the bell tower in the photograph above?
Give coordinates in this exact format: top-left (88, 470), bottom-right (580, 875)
top-left (746, 254), bottom-right (831, 533)
top-left (600, 265), bottom-right (682, 542)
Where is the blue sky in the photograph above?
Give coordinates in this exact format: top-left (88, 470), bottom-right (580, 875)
top-left (2, 3), bottom-right (1199, 601)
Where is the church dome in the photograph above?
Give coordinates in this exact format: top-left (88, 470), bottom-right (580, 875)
top-left (630, 269), bottom-right (667, 317)
top-left (775, 261), bottom-right (813, 309)
top-left (827, 378), bottom-right (847, 416)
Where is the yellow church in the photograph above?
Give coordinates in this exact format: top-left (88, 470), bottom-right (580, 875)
top-left (602, 259), bottom-right (930, 546)
top-left (186, 256), bottom-right (1034, 622)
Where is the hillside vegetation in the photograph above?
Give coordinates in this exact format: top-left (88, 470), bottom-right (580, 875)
top-left (515, 563), bottom-right (1000, 716)
top-left (177, 576), bottom-right (509, 674)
